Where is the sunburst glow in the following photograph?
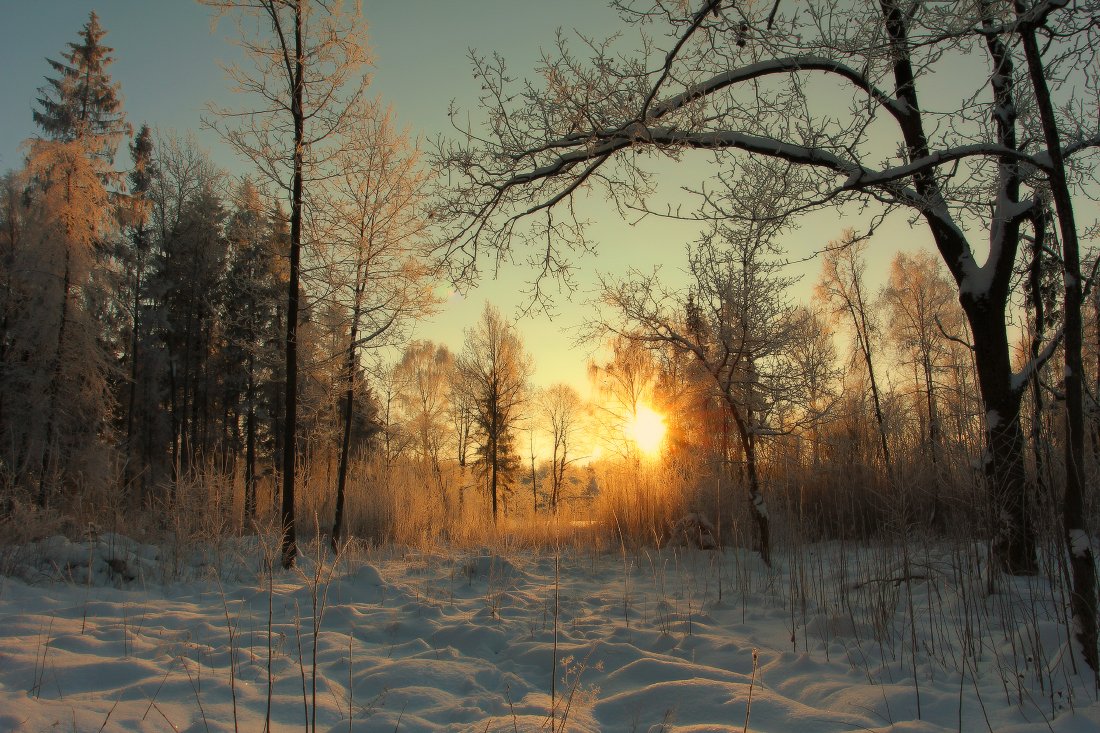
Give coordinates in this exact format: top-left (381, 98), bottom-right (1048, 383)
top-left (625, 404), bottom-right (667, 457)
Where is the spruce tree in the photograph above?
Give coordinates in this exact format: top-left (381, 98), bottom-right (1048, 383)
top-left (223, 180), bottom-right (283, 521)
top-left (13, 12), bottom-right (128, 505)
top-left (121, 125), bottom-right (156, 495)
top-left (33, 11), bottom-right (128, 159)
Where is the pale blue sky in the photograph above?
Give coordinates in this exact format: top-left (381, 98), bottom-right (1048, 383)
top-left (0, 1), bottom-right (927, 396)
top-left (0, 1), bottom-right (671, 394)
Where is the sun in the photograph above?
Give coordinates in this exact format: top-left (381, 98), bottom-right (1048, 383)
top-left (625, 404), bottom-right (667, 457)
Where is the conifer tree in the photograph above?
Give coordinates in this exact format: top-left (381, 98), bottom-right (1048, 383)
top-left (156, 181), bottom-right (228, 478)
top-left (119, 124), bottom-right (157, 495)
top-left (33, 11), bottom-right (128, 161)
top-left (223, 180), bottom-right (284, 521)
top-left (9, 12), bottom-right (128, 505)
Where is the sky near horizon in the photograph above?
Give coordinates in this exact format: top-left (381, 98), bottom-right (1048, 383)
top-left (0, 1), bottom-right (925, 399)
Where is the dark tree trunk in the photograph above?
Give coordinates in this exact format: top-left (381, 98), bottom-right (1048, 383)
top-left (853, 302), bottom-right (891, 474)
top-left (727, 400), bottom-right (769, 566)
top-left (1094, 286), bottom-right (1100, 458)
top-left (490, 410), bottom-right (499, 523)
top-left (882, 0), bottom-right (1036, 574)
top-left (1028, 211), bottom-right (1050, 501)
top-left (529, 431), bottom-right (537, 515)
top-left (922, 355), bottom-right (938, 465)
top-left (38, 249), bottom-right (71, 508)
top-left (922, 353), bottom-right (942, 524)
top-left (279, 0), bottom-right (305, 569)
top-left (1018, 8), bottom-right (1099, 679)
top-left (965, 297), bottom-right (1037, 575)
top-left (244, 356), bottom-right (257, 523)
top-left (330, 327), bottom-right (358, 555)
top-left (125, 221), bottom-right (146, 497)
top-left (180, 275), bottom-right (196, 476)
top-left (168, 353), bottom-right (181, 492)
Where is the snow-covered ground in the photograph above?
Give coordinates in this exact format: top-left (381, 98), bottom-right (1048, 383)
top-left (1, 532), bottom-right (1097, 732)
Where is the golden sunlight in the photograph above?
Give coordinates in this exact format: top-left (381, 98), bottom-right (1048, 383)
top-left (625, 404), bottom-right (667, 457)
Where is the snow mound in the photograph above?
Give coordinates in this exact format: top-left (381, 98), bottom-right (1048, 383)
top-left (672, 513), bottom-right (717, 549)
top-left (459, 548), bottom-right (526, 583)
top-left (9, 532), bottom-right (161, 587)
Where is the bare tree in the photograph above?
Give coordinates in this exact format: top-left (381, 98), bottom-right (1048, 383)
top-left (539, 383), bottom-right (586, 512)
top-left (587, 336), bottom-right (658, 459)
top-left (203, 0), bottom-right (370, 567)
top-left (455, 304), bottom-right (532, 522)
top-left (881, 251), bottom-right (964, 483)
top-left (785, 304), bottom-right (842, 471)
top-left (598, 205), bottom-right (812, 565)
top-left (393, 341), bottom-right (454, 517)
top-left (375, 359), bottom-right (413, 467)
top-left (817, 233), bottom-right (893, 477)
top-left (1012, 0), bottom-right (1099, 679)
top-left (448, 364), bottom-right (474, 469)
top-left (323, 105), bottom-right (437, 552)
top-left (436, 0), bottom-right (1100, 576)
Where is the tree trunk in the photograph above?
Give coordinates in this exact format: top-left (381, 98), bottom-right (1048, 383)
top-left (965, 298), bottom-right (1037, 576)
top-left (921, 353), bottom-right (943, 525)
top-left (530, 430), bottom-right (537, 515)
top-left (330, 328), bottom-right (357, 555)
top-left (882, 0), bottom-right (1036, 574)
top-left (490, 417), bottom-right (499, 523)
top-left (853, 303), bottom-right (892, 474)
top-left (280, 0), bottom-right (304, 569)
top-left (1018, 11), bottom-right (1099, 680)
top-left (727, 400), bottom-right (769, 566)
top-left (1094, 285), bottom-right (1100, 459)
top-left (38, 249), bottom-right (72, 508)
top-left (1028, 212), bottom-right (1050, 501)
top-left (244, 354), bottom-right (257, 524)
top-left (126, 224), bottom-right (145, 497)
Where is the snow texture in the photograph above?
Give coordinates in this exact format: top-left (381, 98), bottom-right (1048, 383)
top-left (986, 409), bottom-right (1002, 431)
top-left (1, 536), bottom-right (1098, 732)
top-left (1069, 529), bottom-right (1092, 559)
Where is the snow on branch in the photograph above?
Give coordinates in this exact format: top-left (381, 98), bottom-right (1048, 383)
top-left (649, 56), bottom-right (907, 122)
top-left (1034, 131), bottom-right (1100, 170)
top-left (496, 125), bottom-right (1028, 241)
top-left (1012, 325), bottom-right (1065, 396)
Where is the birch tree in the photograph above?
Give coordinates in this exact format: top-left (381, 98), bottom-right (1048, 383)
top-left (203, 0), bottom-right (370, 567)
top-left (392, 341), bottom-right (454, 519)
top-left (881, 252), bottom-right (961, 469)
top-left (539, 383), bottom-right (586, 512)
top-left (817, 233), bottom-right (893, 477)
top-left (323, 106), bottom-right (437, 552)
